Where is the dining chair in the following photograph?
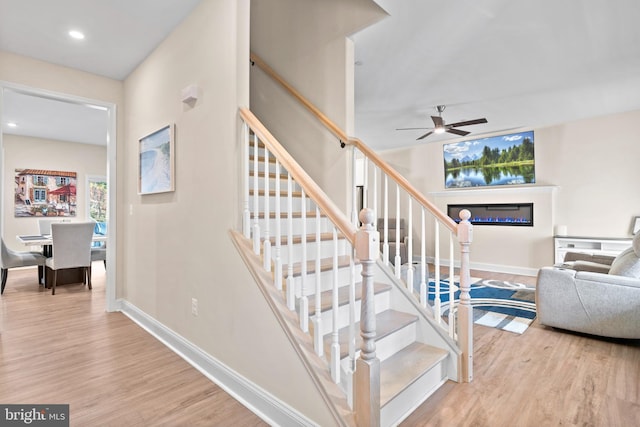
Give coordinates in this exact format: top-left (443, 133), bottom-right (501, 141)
top-left (45, 222), bottom-right (94, 295)
top-left (0, 238), bottom-right (46, 295)
top-left (38, 218), bottom-right (63, 235)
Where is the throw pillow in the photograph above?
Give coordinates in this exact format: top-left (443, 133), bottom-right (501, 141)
top-left (609, 247), bottom-right (640, 278)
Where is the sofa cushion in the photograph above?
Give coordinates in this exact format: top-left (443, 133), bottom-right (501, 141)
top-left (609, 247), bottom-right (640, 278)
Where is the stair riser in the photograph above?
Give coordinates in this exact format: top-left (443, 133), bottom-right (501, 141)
top-left (275, 239), bottom-right (350, 265)
top-left (249, 161), bottom-right (282, 174)
top-left (249, 195), bottom-right (312, 212)
top-left (375, 323), bottom-right (417, 362)
top-left (381, 361), bottom-right (447, 427)
top-left (248, 177), bottom-right (299, 191)
top-left (289, 264), bottom-right (363, 297)
top-left (255, 217), bottom-right (334, 235)
top-left (337, 322), bottom-right (418, 371)
top-left (314, 291), bottom-right (391, 337)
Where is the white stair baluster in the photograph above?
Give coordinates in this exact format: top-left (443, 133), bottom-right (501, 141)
top-left (242, 124), bottom-right (250, 238)
top-left (299, 190), bottom-right (309, 332)
top-left (274, 160), bottom-right (282, 290)
top-left (394, 184), bottom-right (401, 278)
top-left (449, 232), bottom-right (456, 337)
top-left (372, 165), bottom-right (378, 222)
top-left (330, 227), bottom-right (340, 384)
top-left (434, 221), bottom-right (441, 324)
top-left (252, 134), bottom-right (260, 254)
top-left (406, 197), bottom-right (413, 291)
top-left (313, 206), bottom-right (323, 356)
top-left (286, 173), bottom-right (295, 311)
top-left (383, 175), bottom-right (389, 265)
top-left (263, 148), bottom-right (271, 271)
top-left (351, 146), bottom-right (358, 226)
top-left (363, 159), bottom-right (369, 210)
top-left (420, 207), bottom-right (427, 307)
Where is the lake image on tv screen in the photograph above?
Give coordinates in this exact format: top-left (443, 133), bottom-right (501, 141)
top-left (443, 130), bottom-right (535, 188)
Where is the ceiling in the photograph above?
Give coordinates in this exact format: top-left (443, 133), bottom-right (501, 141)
top-left (2, 0), bottom-right (640, 150)
top-left (0, 0), bottom-right (202, 145)
top-left (352, 0), bottom-right (640, 149)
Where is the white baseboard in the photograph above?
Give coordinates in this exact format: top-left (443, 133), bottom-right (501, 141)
top-left (118, 299), bottom-right (317, 427)
top-left (467, 261), bottom-right (538, 277)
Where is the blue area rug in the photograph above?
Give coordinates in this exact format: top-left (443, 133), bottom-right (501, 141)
top-left (407, 273), bottom-right (537, 334)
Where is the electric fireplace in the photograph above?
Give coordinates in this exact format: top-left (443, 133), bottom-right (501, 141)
top-left (447, 203), bottom-right (533, 226)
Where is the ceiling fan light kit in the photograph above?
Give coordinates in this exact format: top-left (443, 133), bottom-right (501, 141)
top-left (397, 104), bottom-right (487, 141)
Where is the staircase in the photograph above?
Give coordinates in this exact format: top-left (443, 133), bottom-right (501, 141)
top-left (236, 115), bottom-right (468, 426)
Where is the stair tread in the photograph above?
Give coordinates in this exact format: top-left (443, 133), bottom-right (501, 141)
top-left (249, 155), bottom-right (276, 164)
top-left (380, 342), bottom-right (448, 407)
top-left (250, 188), bottom-right (304, 198)
top-left (323, 309), bottom-right (418, 359)
top-left (254, 211), bottom-right (325, 219)
top-left (284, 255), bottom-right (356, 278)
top-left (307, 282), bottom-right (391, 315)
top-left (268, 232), bottom-right (347, 245)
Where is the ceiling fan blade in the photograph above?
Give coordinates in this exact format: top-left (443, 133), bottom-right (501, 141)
top-left (447, 118), bottom-right (488, 128)
top-left (431, 115), bottom-right (444, 127)
top-left (417, 131), bottom-right (434, 140)
top-left (446, 128), bottom-right (470, 136)
top-left (396, 127), bottom-right (431, 131)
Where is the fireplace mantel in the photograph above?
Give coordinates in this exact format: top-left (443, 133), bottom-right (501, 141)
top-left (429, 184), bottom-right (558, 197)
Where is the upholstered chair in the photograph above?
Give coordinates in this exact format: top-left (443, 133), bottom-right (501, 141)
top-left (536, 232), bottom-right (640, 338)
top-left (45, 222), bottom-right (94, 295)
top-left (0, 239), bottom-right (46, 295)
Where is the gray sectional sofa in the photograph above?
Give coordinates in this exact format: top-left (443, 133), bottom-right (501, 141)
top-left (536, 232), bottom-right (640, 339)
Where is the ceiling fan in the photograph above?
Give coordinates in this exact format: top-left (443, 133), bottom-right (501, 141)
top-left (397, 105), bottom-right (488, 140)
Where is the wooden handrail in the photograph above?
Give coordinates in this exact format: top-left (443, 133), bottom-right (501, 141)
top-left (250, 52), bottom-right (348, 144)
top-left (240, 108), bottom-right (357, 245)
top-left (349, 138), bottom-right (458, 232)
top-left (250, 52), bottom-right (458, 233)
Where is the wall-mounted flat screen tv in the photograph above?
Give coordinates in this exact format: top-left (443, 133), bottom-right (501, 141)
top-left (443, 130), bottom-right (535, 189)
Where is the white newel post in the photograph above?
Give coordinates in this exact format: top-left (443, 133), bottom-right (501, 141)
top-left (457, 209), bottom-right (474, 382)
top-left (355, 208), bottom-right (380, 427)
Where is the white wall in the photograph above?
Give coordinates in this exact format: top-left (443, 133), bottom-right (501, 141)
top-left (121, 1), bottom-right (337, 424)
top-left (250, 0), bottom-right (386, 212)
top-left (378, 110), bottom-right (640, 274)
top-left (3, 134), bottom-right (106, 251)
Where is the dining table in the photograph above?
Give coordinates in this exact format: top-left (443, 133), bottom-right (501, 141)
top-left (16, 233), bottom-right (108, 287)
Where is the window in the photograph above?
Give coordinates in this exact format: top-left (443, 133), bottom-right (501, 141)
top-left (56, 177), bottom-right (69, 186)
top-left (87, 177), bottom-right (107, 222)
top-left (33, 188), bottom-right (46, 202)
top-left (34, 175), bottom-right (47, 186)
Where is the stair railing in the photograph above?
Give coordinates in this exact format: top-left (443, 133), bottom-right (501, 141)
top-left (240, 108), bottom-right (381, 423)
top-left (250, 52), bottom-right (474, 382)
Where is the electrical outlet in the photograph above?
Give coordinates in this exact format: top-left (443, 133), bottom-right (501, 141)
top-left (191, 298), bottom-right (198, 316)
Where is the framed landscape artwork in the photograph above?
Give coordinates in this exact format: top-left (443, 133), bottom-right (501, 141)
top-left (139, 124), bottom-right (175, 195)
top-left (443, 130), bottom-right (535, 189)
top-left (15, 169), bottom-right (77, 217)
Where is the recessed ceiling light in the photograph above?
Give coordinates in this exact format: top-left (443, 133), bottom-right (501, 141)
top-left (7, 122), bottom-right (17, 128)
top-left (68, 30), bottom-right (85, 40)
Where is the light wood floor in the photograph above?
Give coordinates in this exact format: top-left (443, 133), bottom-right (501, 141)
top-left (0, 265), bottom-right (267, 426)
top-left (2, 266), bottom-right (639, 426)
top-left (401, 269), bottom-right (640, 427)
